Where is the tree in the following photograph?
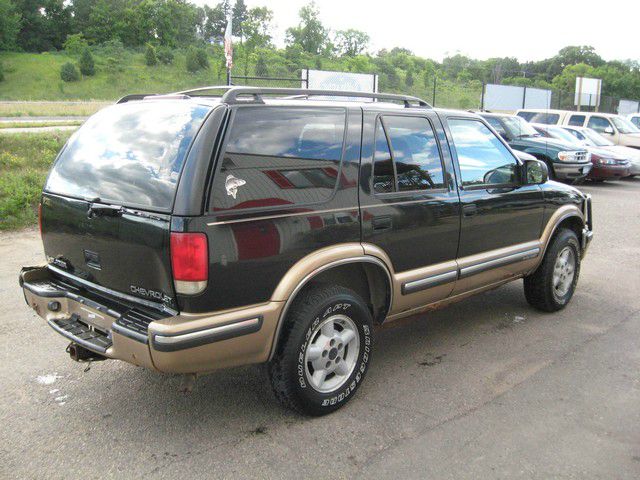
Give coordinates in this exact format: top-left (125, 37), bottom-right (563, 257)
top-left (145, 43), bottom-right (157, 66)
top-left (405, 69), bottom-right (414, 87)
top-left (255, 54), bottom-right (268, 76)
top-left (285, 2), bottom-right (329, 55)
top-left (334, 29), bottom-right (369, 57)
top-left (60, 62), bottom-right (80, 81)
top-left (232, 0), bottom-right (248, 39)
top-left (244, 6), bottom-right (273, 50)
top-left (63, 33), bottom-right (88, 57)
top-left (202, 3), bottom-right (226, 43)
top-left (79, 48), bottom-right (95, 76)
top-left (0, 0), bottom-right (21, 51)
top-left (14, 0), bottom-right (72, 51)
top-left (186, 46), bottom-right (209, 72)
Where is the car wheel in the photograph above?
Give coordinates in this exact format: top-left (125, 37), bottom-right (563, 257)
top-left (268, 284), bottom-right (373, 416)
top-left (524, 228), bottom-right (581, 312)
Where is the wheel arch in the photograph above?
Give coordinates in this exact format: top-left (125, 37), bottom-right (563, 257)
top-left (268, 245), bottom-right (394, 360)
top-left (539, 206), bottom-right (585, 261)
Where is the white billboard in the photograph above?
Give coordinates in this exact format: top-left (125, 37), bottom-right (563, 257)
top-left (618, 99), bottom-right (639, 116)
top-left (303, 69), bottom-right (377, 100)
top-left (483, 84), bottom-right (551, 111)
top-left (575, 77), bottom-right (602, 107)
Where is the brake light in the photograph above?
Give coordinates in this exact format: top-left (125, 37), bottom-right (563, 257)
top-left (38, 203), bottom-right (43, 238)
top-left (170, 232), bottom-right (208, 295)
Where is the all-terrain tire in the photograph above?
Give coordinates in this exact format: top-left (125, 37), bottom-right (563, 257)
top-left (268, 284), bottom-right (373, 416)
top-left (524, 228), bottom-right (581, 312)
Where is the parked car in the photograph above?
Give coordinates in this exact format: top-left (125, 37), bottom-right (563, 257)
top-left (531, 123), bottom-right (630, 181)
top-left (627, 113), bottom-right (640, 129)
top-left (517, 109), bottom-right (640, 149)
top-left (479, 112), bottom-right (591, 182)
top-left (562, 125), bottom-right (640, 177)
top-left (19, 87), bottom-right (593, 415)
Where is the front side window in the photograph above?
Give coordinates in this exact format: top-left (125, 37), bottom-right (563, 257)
top-left (484, 116), bottom-right (508, 138)
top-left (630, 116), bottom-right (640, 128)
top-left (568, 115), bottom-right (585, 126)
top-left (211, 107), bottom-right (347, 211)
top-left (373, 116), bottom-right (445, 194)
top-left (587, 116), bottom-right (613, 134)
top-left (448, 118), bottom-right (519, 187)
top-left (611, 116), bottom-right (640, 134)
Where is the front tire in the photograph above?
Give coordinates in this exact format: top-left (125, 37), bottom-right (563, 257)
top-left (268, 284), bottom-right (373, 416)
top-left (524, 228), bottom-right (581, 312)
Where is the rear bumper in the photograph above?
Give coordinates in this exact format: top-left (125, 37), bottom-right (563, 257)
top-left (19, 266), bottom-right (281, 374)
top-left (552, 162), bottom-right (592, 180)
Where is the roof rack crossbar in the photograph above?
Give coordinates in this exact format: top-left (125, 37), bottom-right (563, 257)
top-left (171, 85), bottom-right (235, 96)
top-left (219, 87), bottom-right (431, 108)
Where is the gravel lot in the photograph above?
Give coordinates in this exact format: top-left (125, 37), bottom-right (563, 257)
top-left (1, 179), bottom-right (639, 479)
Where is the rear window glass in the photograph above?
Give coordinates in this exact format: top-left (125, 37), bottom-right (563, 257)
top-left (568, 115), bottom-right (585, 126)
top-left (211, 107), bottom-right (346, 212)
top-left (45, 102), bottom-right (210, 211)
top-left (530, 112), bottom-right (560, 125)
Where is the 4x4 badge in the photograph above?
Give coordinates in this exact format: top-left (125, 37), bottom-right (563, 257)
top-left (225, 174), bottom-right (246, 199)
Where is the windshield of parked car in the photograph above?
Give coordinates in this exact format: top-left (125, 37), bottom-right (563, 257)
top-left (547, 126), bottom-right (581, 145)
top-left (46, 101), bottom-right (211, 211)
top-left (501, 116), bottom-right (540, 138)
top-left (580, 128), bottom-right (615, 146)
top-left (611, 116), bottom-right (640, 134)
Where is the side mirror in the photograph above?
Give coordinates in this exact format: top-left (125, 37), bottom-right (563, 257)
top-left (522, 159), bottom-right (548, 185)
top-left (604, 126), bottom-right (615, 135)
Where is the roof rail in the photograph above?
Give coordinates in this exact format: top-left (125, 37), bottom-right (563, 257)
top-left (116, 94), bottom-right (159, 104)
top-left (220, 87), bottom-right (431, 108)
top-left (171, 85), bottom-right (235, 96)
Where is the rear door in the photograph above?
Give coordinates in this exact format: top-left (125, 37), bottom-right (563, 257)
top-left (41, 100), bottom-right (213, 309)
top-left (360, 110), bottom-right (460, 308)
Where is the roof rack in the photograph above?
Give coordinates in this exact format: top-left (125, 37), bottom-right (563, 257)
top-left (220, 87), bottom-right (431, 108)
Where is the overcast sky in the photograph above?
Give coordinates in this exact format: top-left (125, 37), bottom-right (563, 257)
top-left (194, 0), bottom-right (639, 62)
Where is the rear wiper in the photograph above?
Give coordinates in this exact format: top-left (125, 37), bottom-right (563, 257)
top-left (87, 202), bottom-right (123, 218)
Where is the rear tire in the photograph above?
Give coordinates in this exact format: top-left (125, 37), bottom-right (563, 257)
top-left (524, 228), bottom-right (581, 312)
top-left (268, 284), bottom-right (373, 416)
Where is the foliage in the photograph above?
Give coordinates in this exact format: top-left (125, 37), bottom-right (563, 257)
top-left (286, 2), bottom-right (329, 55)
top-left (60, 61), bottom-right (80, 82)
top-left (78, 48), bottom-right (95, 76)
top-left (0, 0), bottom-right (22, 51)
top-left (0, 62), bottom-right (4, 82)
top-left (0, 132), bottom-right (72, 230)
top-left (186, 46), bottom-right (209, 72)
top-left (145, 43), bottom-right (158, 66)
top-left (335, 29), bottom-right (369, 57)
top-left (63, 34), bottom-right (89, 57)
top-left (156, 46), bottom-right (174, 65)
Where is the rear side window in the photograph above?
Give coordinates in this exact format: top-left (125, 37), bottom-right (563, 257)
top-left (211, 107), bottom-right (346, 211)
top-left (46, 102), bottom-right (211, 211)
top-left (568, 114), bottom-right (585, 126)
top-left (530, 112), bottom-right (560, 125)
top-left (484, 116), bottom-right (508, 138)
top-left (631, 116), bottom-right (640, 128)
top-left (373, 116), bottom-right (445, 194)
top-left (448, 118), bottom-right (518, 187)
top-left (517, 112), bottom-right (536, 122)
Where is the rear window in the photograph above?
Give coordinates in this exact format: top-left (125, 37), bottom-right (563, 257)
top-left (45, 101), bottom-right (211, 211)
top-left (210, 107), bottom-right (346, 212)
top-left (529, 112), bottom-right (560, 125)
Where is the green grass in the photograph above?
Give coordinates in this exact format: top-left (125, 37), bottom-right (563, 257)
top-left (0, 101), bottom-right (109, 117)
top-left (0, 121), bottom-right (83, 129)
top-left (0, 132), bottom-right (71, 230)
top-left (0, 51), bottom-right (228, 101)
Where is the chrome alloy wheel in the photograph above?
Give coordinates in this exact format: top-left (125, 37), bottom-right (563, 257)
top-left (304, 314), bottom-right (360, 393)
top-left (553, 246), bottom-right (576, 299)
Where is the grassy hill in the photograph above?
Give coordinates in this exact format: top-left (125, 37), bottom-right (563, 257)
top-left (0, 51), bottom-right (230, 101)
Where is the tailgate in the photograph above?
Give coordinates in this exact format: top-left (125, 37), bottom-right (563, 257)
top-left (42, 193), bottom-right (176, 309)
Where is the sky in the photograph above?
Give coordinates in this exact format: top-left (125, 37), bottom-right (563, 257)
top-left (193, 0), bottom-right (640, 62)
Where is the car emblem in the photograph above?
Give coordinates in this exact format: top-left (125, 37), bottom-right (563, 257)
top-left (225, 174), bottom-right (246, 199)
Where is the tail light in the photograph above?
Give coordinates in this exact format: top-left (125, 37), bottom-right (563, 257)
top-left (38, 203), bottom-right (43, 238)
top-left (170, 232), bottom-right (208, 295)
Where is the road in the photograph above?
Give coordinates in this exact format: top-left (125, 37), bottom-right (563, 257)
top-left (1, 179), bottom-right (639, 479)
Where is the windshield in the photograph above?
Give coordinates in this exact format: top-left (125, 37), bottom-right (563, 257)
top-left (501, 116), bottom-right (539, 138)
top-left (611, 116), bottom-right (640, 134)
top-left (547, 126), bottom-right (581, 145)
top-left (46, 101), bottom-right (211, 211)
top-left (581, 128), bottom-right (614, 146)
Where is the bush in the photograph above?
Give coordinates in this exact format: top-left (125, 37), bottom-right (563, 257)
top-left (186, 47), bottom-right (209, 73)
top-left (60, 62), bottom-right (80, 82)
top-left (145, 44), bottom-right (157, 66)
top-left (63, 34), bottom-right (89, 57)
top-left (0, 63), bottom-right (4, 82)
top-left (157, 47), bottom-right (174, 65)
top-left (95, 39), bottom-right (125, 58)
top-left (79, 49), bottom-right (95, 76)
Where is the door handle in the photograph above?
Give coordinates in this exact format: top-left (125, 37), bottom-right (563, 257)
top-left (372, 215), bottom-right (392, 231)
top-left (463, 204), bottom-right (478, 217)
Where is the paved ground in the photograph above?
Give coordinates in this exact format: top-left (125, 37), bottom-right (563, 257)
top-left (1, 179), bottom-right (639, 479)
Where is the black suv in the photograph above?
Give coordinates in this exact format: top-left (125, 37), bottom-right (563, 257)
top-left (20, 87), bottom-right (593, 415)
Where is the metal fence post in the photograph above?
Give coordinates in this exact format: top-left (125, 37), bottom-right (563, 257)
top-left (480, 81), bottom-right (485, 111)
top-left (432, 77), bottom-right (437, 107)
top-left (522, 86), bottom-right (527, 109)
